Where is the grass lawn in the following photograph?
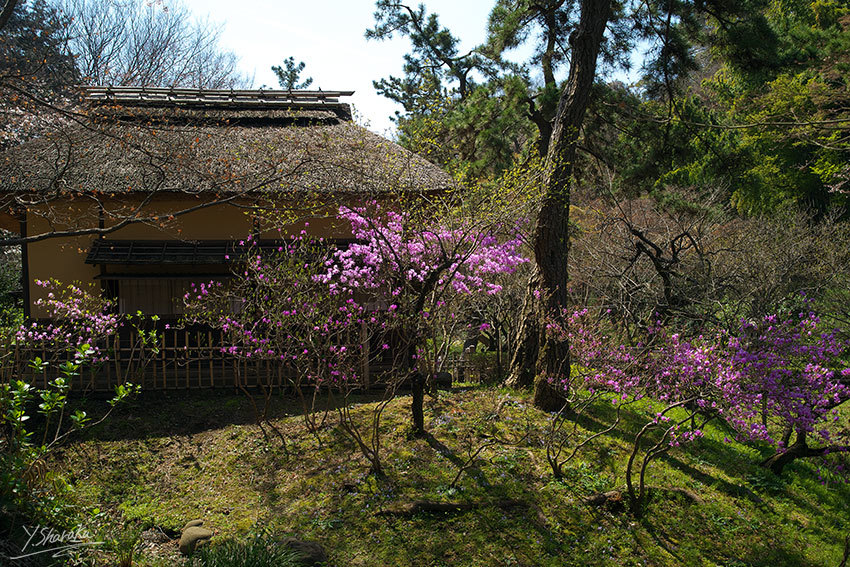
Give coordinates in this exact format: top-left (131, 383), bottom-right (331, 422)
top-left (51, 386), bottom-right (849, 566)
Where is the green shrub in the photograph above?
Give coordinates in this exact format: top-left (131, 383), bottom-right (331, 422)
top-left (0, 349), bottom-right (139, 526)
top-left (196, 534), bottom-right (304, 567)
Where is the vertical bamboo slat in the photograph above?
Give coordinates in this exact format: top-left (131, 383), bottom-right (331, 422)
top-left (196, 332), bottom-right (202, 389)
top-left (208, 332), bottom-right (214, 388)
top-left (184, 331), bottom-right (189, 389)
top-left (152, 334), bottom-right (158, 389)
top-left (113, 334), bottom-right (120, 387)
top-left (161, 333), bottom-right (166, 389)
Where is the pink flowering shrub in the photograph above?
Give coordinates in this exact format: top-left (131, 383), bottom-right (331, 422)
top-left (318, 203), bottom-right (528, 434)
top-left (182, 231), bottom-right (397, 460)
top-left (187, 204), bottom-right (529, 444)
top-left (12, 279), bottom-right (158, 390)
top-left (554, 306), bottom-right (849, 462)
top-left (16, 279), bottom-right (121, 365)
top-left (183, 234), bottom-right (371, 389)
top-left (545, 305), bottom-right (849, 515)
top-left (726, 311), bottom-right (850, 473)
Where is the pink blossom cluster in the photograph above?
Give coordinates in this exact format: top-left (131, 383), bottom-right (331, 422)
top-left (182, 235), bottom-right (382, 387)
top-left (553, 307), bottom-right (850, 452)
top-left (16, 280), bottom-right (122, 363)
top-left (318, 205), bottom-right (528, 298)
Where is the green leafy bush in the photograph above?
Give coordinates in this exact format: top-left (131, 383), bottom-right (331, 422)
top-left (0, 345), bottom-right (139, 525)
top-left (196, 534), bottom-right (304, 567)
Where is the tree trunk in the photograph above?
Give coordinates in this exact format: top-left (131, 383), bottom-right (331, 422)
top-left (516, 0), bottom-right (612, 408)
top-left (532, 373), bottom-right (564, 411)
top-left (760, 430), bottom-right (846, 475)
top-left (411, 370), bottom-right (425, 436)
top-left (506, 273), bottom-right (542, 389)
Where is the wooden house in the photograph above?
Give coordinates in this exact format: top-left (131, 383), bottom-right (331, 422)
top-left (0, 86), bottom-right (450, 390)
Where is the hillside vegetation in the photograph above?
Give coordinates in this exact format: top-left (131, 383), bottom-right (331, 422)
top-left (52, 387), bottom-right (849, 567)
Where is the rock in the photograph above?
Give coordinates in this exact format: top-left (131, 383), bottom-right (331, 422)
top-left (280, 537), bottom-right (328, 566)
top-left (178, 526), bottom-right (213, 556)
top-left (182, 519), bottom-right (204, 530)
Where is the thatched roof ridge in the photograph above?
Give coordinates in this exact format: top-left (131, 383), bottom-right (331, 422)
top-left (0, 89), bottom-right (451, 198)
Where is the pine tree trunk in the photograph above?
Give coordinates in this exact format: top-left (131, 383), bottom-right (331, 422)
top-left (506, 273), bottom-right (542, 389)
top-left (517, 0), bottom-right (612, 408)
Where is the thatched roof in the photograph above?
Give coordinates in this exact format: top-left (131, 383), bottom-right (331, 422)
top-left (0, 87), bottom-right (451, 199)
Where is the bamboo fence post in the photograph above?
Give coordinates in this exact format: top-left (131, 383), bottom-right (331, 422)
top-left (161, 332), bottom-right (166, 389)
top-left (184, 331), bottom-right (189, 389)
top-left (113, 334), bottom-right (120, 387)
top-left (208, 331), bottom-right (214, 387)
top-left (152, 333), bottom-right (158, 389)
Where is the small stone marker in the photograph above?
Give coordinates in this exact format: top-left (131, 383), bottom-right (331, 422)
top-left (178, 520), bottom-right (213, 556)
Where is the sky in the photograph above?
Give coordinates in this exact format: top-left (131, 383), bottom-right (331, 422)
top-left (178, 1), bottom-right (511, 137)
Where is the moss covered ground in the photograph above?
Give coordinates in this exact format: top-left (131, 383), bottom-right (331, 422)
top-left (52, 386), bottom-right (849, 566)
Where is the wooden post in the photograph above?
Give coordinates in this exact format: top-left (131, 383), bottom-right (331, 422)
top-left (196, 331), bottom-right (201, 388)
top-left (152, 333), bottom-right (158, 389)
top-left (161, 332), bottom-right (166, 389)
top-left (113, 334), bottom-right (120, 386)
top-left (208, 332), bottom-right (214, 388)
top-left (184, 331), bottom-right (189, 389)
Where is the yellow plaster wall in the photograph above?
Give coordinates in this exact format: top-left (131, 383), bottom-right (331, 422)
top-left (259, 213), bottom-right (350, 240)
top-left (25, 195), bottom-right (357, 318)
top-left (26, 203), bottom-right (100, 319)
top-left (102, 195), bottom-right (254, 240)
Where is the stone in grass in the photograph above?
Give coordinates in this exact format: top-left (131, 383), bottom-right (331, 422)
top-left (280, 537), bottom-right (328, 566)
top-left (183, 519), bottom-right (204, 530)
top-left (178, 525), bottom-right (213, 556)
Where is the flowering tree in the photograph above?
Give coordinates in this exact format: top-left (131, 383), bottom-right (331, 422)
top-left (547, 303), bottom-right (850, 516)
top-left (727, 311), bottom-right (850, 474)
top-left (182, 233), bottom-right (375, 454)
top-left (318, 202), bottom-right (528, 435)
top-left (15, 279), bottom-right (122, 365)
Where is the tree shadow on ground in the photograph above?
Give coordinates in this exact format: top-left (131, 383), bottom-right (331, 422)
top-left (565, 407), bottom-right (771, 507)
top-left (76, 389), bottom-right (394, 441)
top-left (422, 432), bottom-right (491, 490)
